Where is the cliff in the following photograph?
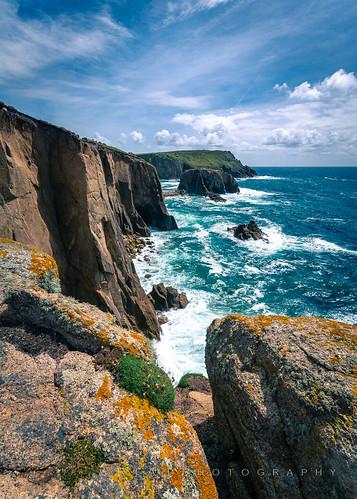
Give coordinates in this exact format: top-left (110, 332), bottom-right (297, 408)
top-left (206, 314), bottom-right (356, 499)
top-left (0, 102), bottom-right (177, 338)
top-left (0, 241), bottom-right (217, 498)
top-left (140, 150), bottom-right (257, 179)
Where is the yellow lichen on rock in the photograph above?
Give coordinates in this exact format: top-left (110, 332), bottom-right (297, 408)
top-left (28, 252), bottom-right (59, 279)
top-left (96, 374), bottom-right (113, 401)
top-left (111, 459), bottom-right (134, 490)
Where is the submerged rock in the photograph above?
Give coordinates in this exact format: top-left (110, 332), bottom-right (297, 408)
top-left (206, 314), bottom-right (357, 499)
top-left (178, 168), bottom-right (239, 196)
top-left (229, 220), bottom-right (269, 242)
top-left (149, 283), bottom-right (189, 311)
top-left (208, 192), bottom-right (227, 203)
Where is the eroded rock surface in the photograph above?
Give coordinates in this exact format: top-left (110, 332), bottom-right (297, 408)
top-left (0, 103), bottom-right (177, 337)
top-left (178, 169), bottom-right (239, 196)
top-left (0, 242), bottom-right (216, 498)
top-left (0, 343), bottom-right (217, 498)
top-left (206, 314), bottom-right (357, 499)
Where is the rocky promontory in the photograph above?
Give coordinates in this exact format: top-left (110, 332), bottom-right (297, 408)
top-left (0, 102), bottom-right (177, 338)
top-left (178, 168), bottom-right (239, 197)
top-left (206, 314), bottom-right (356, 499)
top-left (140, 150), bottom-right (256, 179)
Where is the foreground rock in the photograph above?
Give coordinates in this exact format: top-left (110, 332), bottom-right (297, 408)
top-left (0, 242), bottom-right (217, 498)
top-left (0, 341), bottom-right (217, 498)
top-left (206, 314), bottom-right (357, 499)
top-left (149, 283), bottom-right (189, 311)
top-left (178, 168), bottom-right (239, 197)
top-left (0, 102), bottom-right (178, 338)
top-left (229, 220), bottom-right (269, 242)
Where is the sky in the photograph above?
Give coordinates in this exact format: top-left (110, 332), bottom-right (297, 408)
top-left (0, 0), bottom-right (357, 166)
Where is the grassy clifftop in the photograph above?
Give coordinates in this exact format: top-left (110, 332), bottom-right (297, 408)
top-left (139, 150), bottom-right (256, 179)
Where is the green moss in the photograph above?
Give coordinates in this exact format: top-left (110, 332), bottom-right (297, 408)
top-left (115, 355), bottom-right (175, 413)
top-left (60, 439), bottom-right (104, 487)
top-left (178, 372), bottom-right (204, 388)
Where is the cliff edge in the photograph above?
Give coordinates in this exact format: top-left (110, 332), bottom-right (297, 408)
top-left (0, 103), bottom-right (177, 338)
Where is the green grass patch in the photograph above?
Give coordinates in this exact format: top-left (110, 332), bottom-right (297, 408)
top-left (115, 355), bottom-right (175, 413)
top-left (178, 372), bottom-right (205, 388)
top-left (60, 439), bottom-right (104, 487)
top-left (140, 150), bottom-right (243, 171)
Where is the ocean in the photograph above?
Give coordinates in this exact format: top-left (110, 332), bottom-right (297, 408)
top-left (134, 167), bottom-right (357, 381)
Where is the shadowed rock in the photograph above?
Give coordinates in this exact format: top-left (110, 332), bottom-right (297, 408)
top-left (149, 283), bottom-right (189, 311)
top-left (0, 103), bottom-right (178, 337)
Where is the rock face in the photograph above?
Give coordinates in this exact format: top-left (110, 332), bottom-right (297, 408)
top-left (0, 241), bottom-right (217, 498)
top-left (178, 168), bottom-right (239, 196)
top-left (229, 220), bottom-right (269, 242)
top-left (206, 314), bottom-right (357, 499)
top-left (140, 150), bottom-right (256, 179)
top-left (0, 103), bottom-right (177, 337)
top-left (149, 283), bottom-right (189, 311)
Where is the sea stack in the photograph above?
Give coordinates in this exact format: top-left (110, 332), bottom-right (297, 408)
top-left (178, 168), bottom-right (239, 196)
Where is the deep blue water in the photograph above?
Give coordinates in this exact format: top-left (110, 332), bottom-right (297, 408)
top-left (134, 167), bottom-right (357, 380)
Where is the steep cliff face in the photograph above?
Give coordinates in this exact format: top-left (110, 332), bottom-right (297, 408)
top-left (0, 103), bottom-right (176, 338)
top-left (140, 150), bottom-right (256, 179)
top-left (206, 314), bottom-right (356, 499)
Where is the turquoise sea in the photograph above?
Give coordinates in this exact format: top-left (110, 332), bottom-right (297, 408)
top-left (134, 167), bottom-right (357, 381)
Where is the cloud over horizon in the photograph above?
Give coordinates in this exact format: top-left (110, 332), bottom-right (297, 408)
top-left (0, 0), bottom-right (356, 166)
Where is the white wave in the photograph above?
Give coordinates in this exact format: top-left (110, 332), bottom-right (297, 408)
top-left (239, 175), bottom-right (285, 181)
top-left (155, 291), bottom-right (216, 382)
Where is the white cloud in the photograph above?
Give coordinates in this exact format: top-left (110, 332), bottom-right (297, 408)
top-left (95, 132), bottom-right (111, 144)
top-left (163, 69), bottom-right (357, 155)
top-left (147, 91), bottom-right (206, 109)
top-left (167, 0), bottom-right (230, 18)
top-left (130, 130), bottom-right (145, 144)
top-left (289, 82), bottom-right (322, 101)
top-left (154, 128), bottom-right (222, 146)
top-left (0, 0), bottom-right (132, 80)
top-left (275, 69), bottom-right (357, 102)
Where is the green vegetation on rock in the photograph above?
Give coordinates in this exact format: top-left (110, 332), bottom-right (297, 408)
top-left (60, 439), bottom-right (104, 487)
top-left (178, 372), bottom-right (205, 388)
top-left (141, 149), bottom-right (242, 170)
top-left (115, 355), bottom-right (175, 412)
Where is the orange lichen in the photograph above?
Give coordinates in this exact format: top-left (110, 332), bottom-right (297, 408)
top-left (28, 252), bottom-right (59, 278)
top-left (0, 250), bottom-right (8, 258)
top-left (161, 463), bottom-right (169, 475)
top-left (143, 429), bottom-right (154, 440)
top-left (167, 412), bottom-right (193, 444)
top-left (329, 355), bottom-right (341, 365)
top-left (96, 374), bottom-right (113, 401)
top-left (188, 452), bottom-right (218, 499)
top-left (352, 385), bottom-right (357, 397)
top-left (159, 444), bottom-right (181, 461)
top-left (115, 395), bottom-right (164, 437)
top-left (246, 383), bottom-right (254, 394)
top-left (170, 467), bottom-right (184, 491)
top-left (226, 314), bottom-right (357, 346)
top-left (115, 337), bottom-right (140, 357)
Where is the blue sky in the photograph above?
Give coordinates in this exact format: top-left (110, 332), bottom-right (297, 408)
top-left (1, 0), bottom-right (357, 166)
